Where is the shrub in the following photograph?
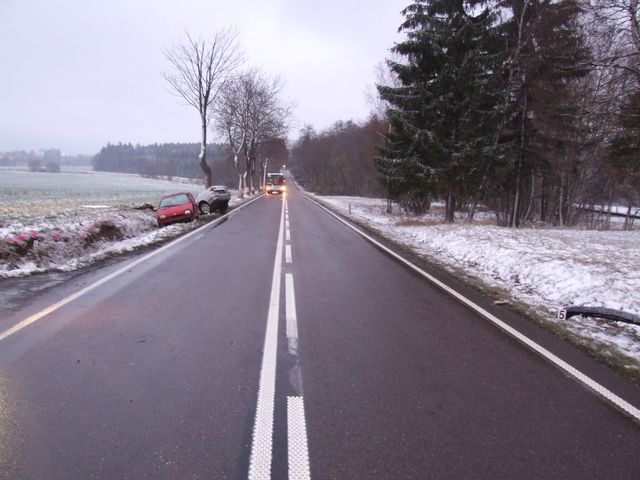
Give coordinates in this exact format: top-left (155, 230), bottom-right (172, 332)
top-left (6, 231), bottom-right (39, 255)
top-left (0, 231), bottom-right (39, 267)
top-left (81, 220), bottom-right (123, 245)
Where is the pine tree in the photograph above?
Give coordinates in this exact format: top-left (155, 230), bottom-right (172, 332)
top-left (376, 0), bottom-right (504, 221)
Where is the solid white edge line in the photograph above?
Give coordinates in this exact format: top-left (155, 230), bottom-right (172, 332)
top-left (287, 396), bottom-right (311, 480)
top-left (0, 194), bottom-right (265, 343)
top-left (285, 245), bottom-right (293, 264)
top-left (298, 191), bottom-right (640, 423)
top-left (285, 274), bottom-right (298, 355)
top-left (248, 199), bottom-right (286, 480)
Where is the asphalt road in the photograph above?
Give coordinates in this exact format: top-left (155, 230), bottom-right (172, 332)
top-left (0, 184), bottom-right (639, 479)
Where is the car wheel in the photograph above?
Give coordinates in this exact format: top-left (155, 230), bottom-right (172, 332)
top-left (199, 201), bottom-right (211, 214)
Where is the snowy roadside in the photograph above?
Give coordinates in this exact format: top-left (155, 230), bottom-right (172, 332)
top-left (315, 194), bottom-right (640, 378)
top-left (0, 191), bottom-right (247, 278)
top-left (2, 210), bottom-right (188, 277)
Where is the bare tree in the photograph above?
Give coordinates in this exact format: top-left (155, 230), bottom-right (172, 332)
top-left (215, 75), bottom-right (248, 192)
top-left (164, 29), bottom-right (244, 187)
top-left (215, 69), bottom-right (292, 195)
top-left (366, 56), bottom-right (402, 120)
top-left (577, 0), bottom-right (640, 225)
top-left (583, 0), bottom-right (639, 78)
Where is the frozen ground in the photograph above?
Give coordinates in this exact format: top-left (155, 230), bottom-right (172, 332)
top-left (0, 168), bottom-right (243, 277)
top-left (318, 195), bottom-right (640, 375)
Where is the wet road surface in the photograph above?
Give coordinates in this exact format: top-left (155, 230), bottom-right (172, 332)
top-left (0, 186), bottom-right (639, 479)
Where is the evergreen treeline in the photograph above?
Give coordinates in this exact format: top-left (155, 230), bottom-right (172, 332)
top-left (290, 0), bottom-right (639, 229)
top-left (92, 143), bottom-right (238, 186)
top-left (289, 118), bottom-right (387, 197)
top-left (374, 0), bottom-right (640, 227)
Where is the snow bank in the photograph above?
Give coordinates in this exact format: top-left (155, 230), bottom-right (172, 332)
top-left (0, 210), bottom-right (178, 276)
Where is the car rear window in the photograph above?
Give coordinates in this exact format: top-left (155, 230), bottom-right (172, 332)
top-left (160, 194), bottom-right (189, 208)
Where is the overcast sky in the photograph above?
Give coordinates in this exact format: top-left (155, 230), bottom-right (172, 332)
top-left (0, 0), bottom-right (404, 155)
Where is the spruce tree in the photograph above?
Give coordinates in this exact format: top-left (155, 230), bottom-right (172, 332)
top-left (376, 0), bottom-right (504, 220)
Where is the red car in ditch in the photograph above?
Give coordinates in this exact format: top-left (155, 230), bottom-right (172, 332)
top-left (156, 192), bottom-right (199, 227)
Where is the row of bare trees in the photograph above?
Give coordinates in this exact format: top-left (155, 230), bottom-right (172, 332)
top-left (215, 70), bottom-right (291, 193)
top-left (163, 29), bottom-right (291, 192)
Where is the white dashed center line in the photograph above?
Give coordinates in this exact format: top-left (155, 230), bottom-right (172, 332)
top-left (248, 199), bottom-right (285, 480)
top-left (287, 396), bottom-right (311, 480)
top-left (285, 273), bottom-right (299, 356)
top-left (284, 199), bottom-right (312, 479)
top-left (251, 197), bottom-right (312, 479)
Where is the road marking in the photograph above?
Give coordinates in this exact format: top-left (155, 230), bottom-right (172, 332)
top-left (287, 396), bottom-right (311, 480)
top-left (285, 274), bottom-right (298, 355)
top-left (248, 199), bottom-right (286, 480)
top-left (300, 192), bottom-right (640, 423)
top-left (0, 195), bottom-right (264, 343)
top-left (285, 245), bottom-right (293, 264)
top-left (286, 229), bottom-right (291, 242)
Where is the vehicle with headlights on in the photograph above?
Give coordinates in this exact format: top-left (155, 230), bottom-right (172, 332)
top-left (265, 173), bottom-right (286, 194)
top-left (196, 185), bottom-right (231, 214)
top-left (156, 192), bottom-right (198, 227)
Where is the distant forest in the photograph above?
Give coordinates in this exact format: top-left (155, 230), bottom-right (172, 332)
top-left (289, 117), bottom-right (387, 198)
top-left (92, 143), bottom-right (239, 186)
top-left (0, 149), bottom-right (91, 167)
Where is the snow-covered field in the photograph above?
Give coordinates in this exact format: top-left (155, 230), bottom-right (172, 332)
top-left (0, 167), bottom-right (204, 223)
top-left (318, 195), bottom-right (640, 375)
top-left (0, 168), bottom-right (240, 277)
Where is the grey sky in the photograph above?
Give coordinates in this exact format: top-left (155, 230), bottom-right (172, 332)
top-left (0, 0), bottom-right (404, 155)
